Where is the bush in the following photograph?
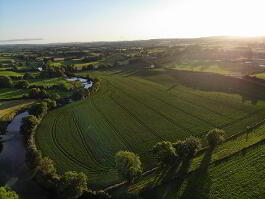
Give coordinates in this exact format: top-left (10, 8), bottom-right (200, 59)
top-left (28, 88), bottom-right (50, 99)
top-left (115, 151), bottom-right (142, 183)
top-left (29, 102), bottom-right (48, 118)
top-left (0, 76), bottom-right (13, 88)
top-left (152, 141), bottom-right (177, 166)
top-left (58, 171), bottom-right (88, 199)
top-left (72, 88), bottom-right (88, 101)
top-left (43, 98), bottom-right (57, 109)
top-left (15, 80), bottom-right (30, 89)
top-left (21, 115), bottom-right (39, 135)
top-left (78, 190), bottom-right (111, 199)
top-left (206, 128), bottom-right (225, 149)
top-left (23, 72), bottom-right (34, 79)
top-left (173, 136), bottom-right (201, 159)
top-left (0, 187), bottom-right (19, 199)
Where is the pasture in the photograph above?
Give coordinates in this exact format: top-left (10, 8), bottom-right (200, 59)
top-left (36, 70), bottom-right (265, 188)
top-left (0, 99), bottom-right (34, 133)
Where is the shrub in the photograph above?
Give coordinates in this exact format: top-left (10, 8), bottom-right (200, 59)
top-left (23, 72), bottom-right (34, 79)
top-left (78, 190), bottom-right (111, 199)
top-left (29, 102), bottom-right (48, 118)
top-left (0, 187), bottom-right (19, 199)
top-left (206, 128), bottom-right (225, 149)
top-left (43, 98), bottom-right (57, 109)
top-left (58, 171), bottom-right (88, 199)
top-left (0, 76), bottom-right (13, 88)
top-left (173, 136), bottom-right (201, 159)
top-left (21, 115), bottom-right (39, 135)
top-left (15, 80), bottom-right (30, 89)
top-left (152, 141), bottom-right (177, 166)
top-left (28, 88), bottom-right (50, 99)
top-left (115, 151), bottom-right (142, 183)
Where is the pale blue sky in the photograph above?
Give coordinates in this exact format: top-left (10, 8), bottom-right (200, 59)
top-left (1, 0), bottom-right (265, 44)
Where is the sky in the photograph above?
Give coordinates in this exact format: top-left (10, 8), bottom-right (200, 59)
top-left (1, 0), bottom-right (265, 44)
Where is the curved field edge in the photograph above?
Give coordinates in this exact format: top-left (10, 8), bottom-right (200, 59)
top-left (35, 72), bottom-right (265, 187)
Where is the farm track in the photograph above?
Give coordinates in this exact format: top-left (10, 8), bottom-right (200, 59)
top-left (90, 97), bottom-right (134, 151)
top-left (51, 111), bottom-right (104, 173)
top-left (72, 112), bottom-right (111, 171)
top-left (107, 80), bottom-right (194, 134)
top-left (125, 77), bottom-right (239, 121)
top-left (111, 77), bottom-right (217, 127)
top-left (109, 94), bottom-right (164, 141)
top-left (121, 76), bottom-right (265, 132)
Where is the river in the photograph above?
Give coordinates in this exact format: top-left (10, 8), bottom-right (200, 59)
top-left (0, 111), bottom-right (48, 199)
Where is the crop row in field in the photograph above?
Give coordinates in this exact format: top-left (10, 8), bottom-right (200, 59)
top-left (153, 139), bottom-right (265, 199)
top-left (36, 71), bottom-right (265, 187)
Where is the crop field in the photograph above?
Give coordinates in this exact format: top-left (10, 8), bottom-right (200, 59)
top-left (0, 89), bottom-right (26, 100)
top-left (36, 71), bottom-right (265, 187)
top-left (153, 140), bottom-right (265, 199)
top-left (0, 99), bottom-right (34, 133)
top-left (0, 70), bottom-right (24, 77)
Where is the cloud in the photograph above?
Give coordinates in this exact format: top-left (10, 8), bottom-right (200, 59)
top-left (0, 38), bottom-right (43, 43)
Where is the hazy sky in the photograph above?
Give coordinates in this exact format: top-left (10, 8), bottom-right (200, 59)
top-left (1, 0), bottom-right (265, 44)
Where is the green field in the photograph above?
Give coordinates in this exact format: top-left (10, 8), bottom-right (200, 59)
top-left (0, 99), bottom-right (34, 133)
top-left (152, 141), bottom-right (265, 199)
top-left (0, 88), bottom-right (26, 100)
top-left (0, 70), bottom-right (24, 77)
top-left (251, 73), bottom-right (265, 80)
top-left (35, 70), bottom-right (265, 188)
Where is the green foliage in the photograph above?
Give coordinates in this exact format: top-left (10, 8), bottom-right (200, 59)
top-left (59, 171), bottom-right (88, 199)
top-left (206, 128), bottom-right (225, 148)
top-left (39, 157), bottom-right (57, 177)
top-left (36, 71), bottom-right (265, 186)
top-left (29, 102), bottom-right (48, 118)
top-left (23, 72), bottom-right (34, 79)
top-left (43, 98), bottom-right (57, 109)
top-left (28, 88), bottom-right (49, 99)
top-left (0, 76), bottom-right (13, 88)
top-left (152, 141), bottom-right (177, 166)
top-left (21, 115), bottom-right (39, 134)
top-left (115, 151), bottom-right (142, 183)
top-left (15, 80), bottom-right (30, 89)
top-left (78, 190), bottom-right (111, 199)
top-left (0, 187), bottom-right (19, 199)
top-left (173, 136), bottom-right (201, 159)
top-left (71, 88), bottom-right (88, 100)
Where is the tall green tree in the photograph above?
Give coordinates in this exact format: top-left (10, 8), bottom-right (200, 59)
top-left (206, 128), bottom-right (225, 149)
top-left (115, 151), bottom-right (142, 183)
top-left (152, 141), bottom-right (177, 167)
top-left (59, 171), bottom-right (88, 199)
top-left (0, 187), bottom-right (19, 199)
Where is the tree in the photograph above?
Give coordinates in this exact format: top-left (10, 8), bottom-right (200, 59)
top-left (152, 141), bottom-right (177, 167)
top-left (21, 115), bottom-right (39, 135)
top-left (173, 136), bottom-right (201, 160)
top-left (0, 76), bottom-right (13, 88)
top-left (59, 171), bottom-right (88, 199)
top-left (0, 187), bottom-right (19, 199)
top-left (43, 98), bottom-right (57, 109)
top-left (39, 157), bottom-right (57, 177)
top-left (28, 88), bottom-right (49, 99)
top-left (15, 80), bottom-right (29, 89)
top-left (115, 151), bottom-right (142, 183)
top-left (23, 72), bottom-right (34, 79)
top-left (78, 190), bottom-right (111, 199)
top-left (29, 102), bottom-right (48, 118)
top-left (206, 128), bottom-right (225, 149)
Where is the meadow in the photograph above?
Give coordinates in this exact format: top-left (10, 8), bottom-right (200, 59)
top-left (36, 70), bottom-right (265, 188)
top-left (0, 99), bottom-right (34, 133)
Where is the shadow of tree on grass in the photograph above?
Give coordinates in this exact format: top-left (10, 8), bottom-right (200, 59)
top-left (179, 148), bottom-right (214, 199)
